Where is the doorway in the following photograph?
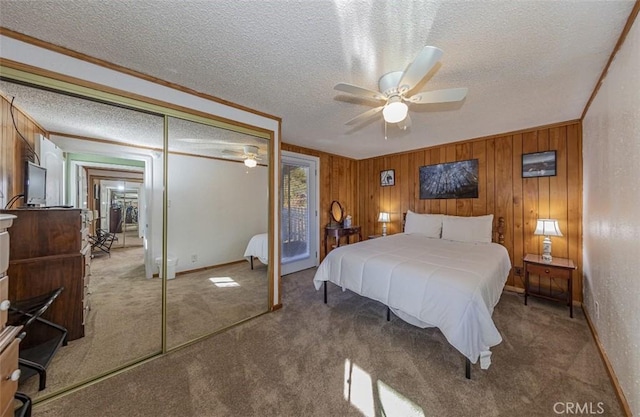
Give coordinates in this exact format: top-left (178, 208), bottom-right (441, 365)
top-left (106, 184), bottom-right (142, 248)
top-left (281, 151), bottom-right (319, 275)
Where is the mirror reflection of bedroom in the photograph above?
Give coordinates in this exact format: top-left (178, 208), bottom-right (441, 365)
top-left (0, 79), bottom-right (164, 399)
top-left (0, 78), bottom-right (269, 399)
top-left (166, 116), bottom-right (269, 349)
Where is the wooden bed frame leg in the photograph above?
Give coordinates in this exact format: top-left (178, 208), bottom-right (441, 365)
top-left (465, 358), bottom-right (471, 380)
top-left (386, 306), bottom-right (390, 321)
top-left (323, 281), bottom-right (327, 304)
top-left (250, 256), bottom-right (254, 270)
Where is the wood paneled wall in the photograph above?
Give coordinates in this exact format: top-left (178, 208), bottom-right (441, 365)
top-left (1, 93), bottom-right (48, 209)
top-left (282, 143), bottom-right (358, 260)
top-left (6, 112), bottom-right (580, 298)
top-left (356, 121), bottom-right (583, 300)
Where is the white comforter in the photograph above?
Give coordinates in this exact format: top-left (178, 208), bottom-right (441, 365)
top-left (244, 233), bottom-right (268, 265)
top-left (313, 233), bottom-right (511, 369)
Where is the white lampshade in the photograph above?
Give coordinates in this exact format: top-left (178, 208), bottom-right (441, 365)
top-left (382, 97), bottom-right (408, 123)
top-left (534, 219), bottom-right (563, 237)
top-left (244, 157), bottom-right (257, 168)
top-left (378, 212), bottom-right (390, 223)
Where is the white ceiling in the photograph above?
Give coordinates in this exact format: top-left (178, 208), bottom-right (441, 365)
top-left (0, 1), bottom-right (635, 160)
top-left (0, 80), bottom-right (269, 161)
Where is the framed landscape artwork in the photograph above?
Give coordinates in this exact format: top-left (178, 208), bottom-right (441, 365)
top-left (419, 159), bottom-right (479, 199)
top-left (522, 150), bottom-right (556, 178)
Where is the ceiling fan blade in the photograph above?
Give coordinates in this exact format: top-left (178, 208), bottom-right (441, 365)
top-left (222, 149), bottom-right (244, 157)
top-left (397, 46), bottom-right (443, 94)
top-left (345, 106), bottom-right (385, 125)
top-left (176, 138), bottom-right (228, 144)
top-left (334, 83), bottom-right (386, 101)
top-left (397, 114), bottom-right (412, 131)
top-left (408, 87), bottom-right (468, 104)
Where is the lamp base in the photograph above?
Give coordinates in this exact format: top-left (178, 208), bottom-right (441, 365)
top-left (382, 223), bottom-right (387, 237)
top-left (542, 236), bottom-right (552, 262)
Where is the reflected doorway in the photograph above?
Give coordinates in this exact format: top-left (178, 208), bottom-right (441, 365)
top-left (87, 171), bottom-right (144, 250)
top-left (106, 184), bottom-right (143, 248)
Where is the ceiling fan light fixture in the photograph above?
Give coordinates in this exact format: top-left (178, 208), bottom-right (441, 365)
top-left (335, 46), bottom-right (467, 132)
top-left (244, 157), bottom-right (257, 168)
top-left (382, 97), bottom-right (408, 123)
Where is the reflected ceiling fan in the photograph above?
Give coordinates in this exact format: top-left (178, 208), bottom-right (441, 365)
top-left (175, 138), bottom-right (264, 168)
top-left (335, 46), bottom-right (467, 130)
top-left (222, 145), bottom-right (263, 168)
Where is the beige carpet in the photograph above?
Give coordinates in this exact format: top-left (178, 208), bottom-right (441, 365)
top-left (19, 246), bottom-right (268, 400)
top-left (165, 260), bottom-right (269, 348)
top-left (32, 268), bottom-right (622, 416)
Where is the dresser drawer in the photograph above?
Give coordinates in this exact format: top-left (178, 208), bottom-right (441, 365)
top-left (0, 231), bottom-right (8, 275)
top-left (81, 227), bottom-right (90, 249)
top-left (527, 263), bottom-right (572, 280)
top-left (0, 276), bottom-right (7, 328)
top-left (0, 337), bottom-right (20, 416)
top-left (82, 298), bottom-right (91, 325)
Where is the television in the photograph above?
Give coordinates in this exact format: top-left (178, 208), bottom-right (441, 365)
top-left (24, 161), bottom-right (47, 206)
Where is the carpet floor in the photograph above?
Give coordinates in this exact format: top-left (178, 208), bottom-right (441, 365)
top-left (19, 246), bottom-right (268, 400)
top-left (32, 267), bottom-right (622, 416)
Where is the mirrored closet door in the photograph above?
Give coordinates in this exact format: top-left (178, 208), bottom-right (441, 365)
top-left (1, 68), bottom-right (274, 402)
top-left (165, 116), bottom-right (270, 349)
top-left (0, 79), bottom-right (164, 400)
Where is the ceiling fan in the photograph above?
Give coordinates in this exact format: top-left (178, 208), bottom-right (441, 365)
top-left (175, 138), bottom-right (264, 167)
top-left (334, 46), bottom-right (467, 130)
top-left (222, 145), bottom-right (263, 168)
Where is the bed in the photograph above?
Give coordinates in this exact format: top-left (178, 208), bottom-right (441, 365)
top-left (313, 212), bottom-right (511, 378)
top-left (244, 233), bottom-right (269, 269)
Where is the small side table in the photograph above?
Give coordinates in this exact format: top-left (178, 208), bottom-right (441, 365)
top-left (325, 226), bottom-right (362, 254)
top-left (523, 254), bottom-right (576, 318)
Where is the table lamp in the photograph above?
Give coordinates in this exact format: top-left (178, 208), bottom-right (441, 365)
top-left (378, 212), bottom-right (390, 236)
top-left (534, 219), bottom-right (562, 262)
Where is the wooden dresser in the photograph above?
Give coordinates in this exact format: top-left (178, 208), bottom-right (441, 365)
top-left (1, 208), bottom-right (91, 341)
top-left (1, 214), bottom-right (22, 417)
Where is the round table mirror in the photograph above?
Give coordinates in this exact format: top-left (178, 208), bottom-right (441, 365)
top-left (330, 200), bottom-right (344, 224)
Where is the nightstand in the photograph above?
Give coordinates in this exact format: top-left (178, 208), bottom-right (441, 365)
top-left (324, 225), bottom-right (362, 254)
top-left (523, 254), bottom-right (576, 318)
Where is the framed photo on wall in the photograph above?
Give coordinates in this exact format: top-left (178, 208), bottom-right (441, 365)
top-left (380, 169), bottom-right (395, 187)
top-left (522, 150), bottom-right (557, 178)
top-left (419, 159), bottom-right (479, 199)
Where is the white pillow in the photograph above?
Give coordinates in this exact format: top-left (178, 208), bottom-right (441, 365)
top-left (404, 210), bottom-right (443, 238)
top-left (441, 214), bottom-right (494, 243)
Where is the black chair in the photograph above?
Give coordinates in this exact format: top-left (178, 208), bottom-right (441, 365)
top-left (8, 288), bottom-right (68, 391)
top-left (14, 392), bottom-right (32, 417)
top-left (89, 228), bottom-right (117, 257)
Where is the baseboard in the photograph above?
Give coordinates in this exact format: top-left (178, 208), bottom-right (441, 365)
top-left (176, 259), bottom-right (246, 276)
top-left (583, 305), bottom-right (632, 417)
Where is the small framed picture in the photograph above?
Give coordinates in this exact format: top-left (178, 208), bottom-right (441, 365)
top-left (522, 150), bottom-right (557, 178)
top-left (380, 169), bottom-right (395, 187)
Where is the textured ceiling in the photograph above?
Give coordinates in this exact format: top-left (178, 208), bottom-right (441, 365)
top-left (0, 80), bottom-right (269, 161)
top-left (0, 0), bottom-right (635, 159)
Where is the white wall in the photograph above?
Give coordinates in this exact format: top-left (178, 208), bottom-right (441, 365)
top-left (38, 135), bottom-right (64, 206)
top-left (582, 16), bottom-right (640, 416)
top-left (163, 155), bottom-right (268, 272)
top-left (147, 155), bottom-right (163, 278)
